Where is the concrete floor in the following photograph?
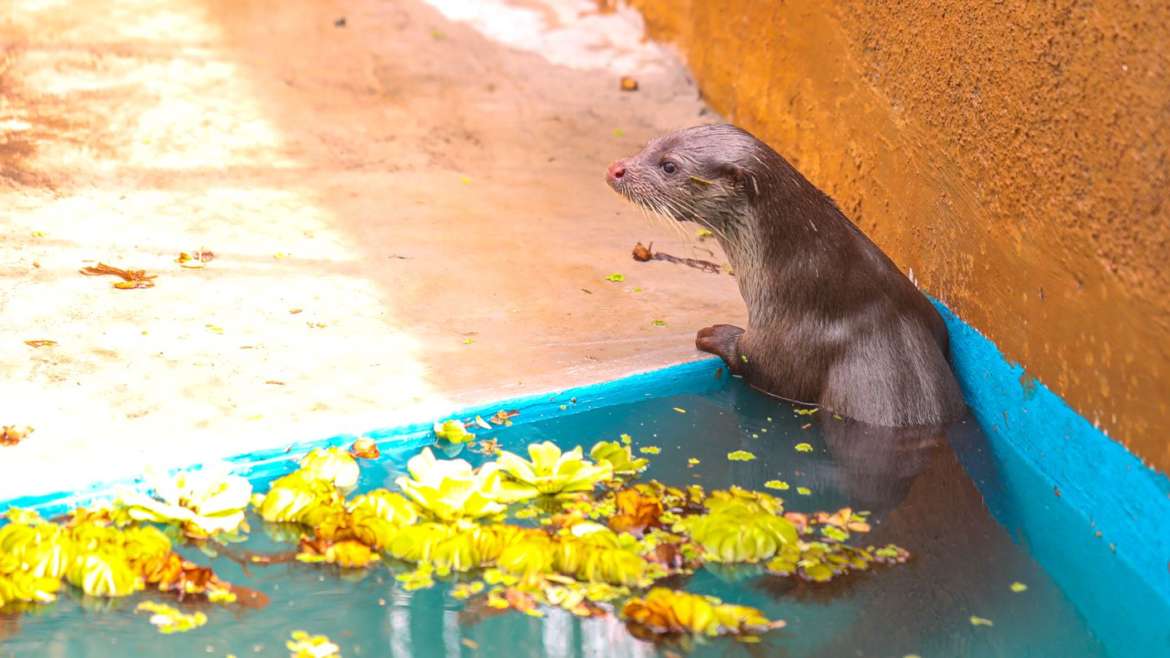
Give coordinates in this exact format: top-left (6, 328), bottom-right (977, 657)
top-left (0, 0), bottom-right (745, 499)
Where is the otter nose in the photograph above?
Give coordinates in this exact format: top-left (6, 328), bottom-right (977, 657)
top-left (607, 160), bottom-right (626, 181)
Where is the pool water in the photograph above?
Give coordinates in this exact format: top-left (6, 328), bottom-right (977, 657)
top-left (0, 378), bottom-right (1156, 657)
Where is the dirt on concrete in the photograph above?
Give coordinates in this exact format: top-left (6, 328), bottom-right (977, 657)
top-left (0, 0), bottom-right (744, 498)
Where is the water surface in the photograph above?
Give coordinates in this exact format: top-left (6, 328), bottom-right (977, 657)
top-left (0, 381), bottom-right (1123, 657)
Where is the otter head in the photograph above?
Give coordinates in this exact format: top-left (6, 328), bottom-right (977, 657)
top-left (605, 124), bottom-right (769, 236)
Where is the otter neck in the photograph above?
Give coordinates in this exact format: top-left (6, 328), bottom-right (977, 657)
top-left (711, 196), bottom-right (844, 331)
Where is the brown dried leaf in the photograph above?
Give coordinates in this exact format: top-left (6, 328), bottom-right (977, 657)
top-left (608, 489), bottom-right (664, 537)
top-left (176, 250), bottom-right (215, 268)
top-left (620, 76), bottom-right (639, 91)
top-left (24, 340), bottom-right (57, 348)
top-left (0, 426), bottom-right (33, 446)
top-left (81, 263), bottom-right (156, 289)
top-left (350, 437), bottom-right (380, 460)
top-left (489, 410), bottom-right (519, 426)
top-left (632, 242), bottom-right (653, 262)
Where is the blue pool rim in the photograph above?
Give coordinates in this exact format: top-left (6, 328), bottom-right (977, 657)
top-left (1, 299), bottom-right (1167, 643)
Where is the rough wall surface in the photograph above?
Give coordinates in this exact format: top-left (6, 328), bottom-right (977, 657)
top-left (628, 0), bottom-right (1170, 473)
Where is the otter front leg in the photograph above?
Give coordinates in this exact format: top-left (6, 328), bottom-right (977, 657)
top-left (696, 324), bottom-right (747, 375)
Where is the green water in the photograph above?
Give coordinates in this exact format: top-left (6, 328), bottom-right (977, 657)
top-left (1, 382), bottom-right (1115, 657)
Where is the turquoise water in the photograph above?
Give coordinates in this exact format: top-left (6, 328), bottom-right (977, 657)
top-left (1, 379), bottom-right (1161, 657)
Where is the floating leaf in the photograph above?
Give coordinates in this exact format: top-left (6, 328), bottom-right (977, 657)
top-left (638, 446), bottom-right (661, 455)
top-left (349, 438), bottom-right (379, 460)
top-left (589, 441), bottom-right (649, 476)
top-left (687, 458), bottom-right (700, 467)
top-left (433, 419), bottom-right (475, 445)
top-left (136, 601), bottom-right (207, 634)
top-left (764, 480), bottom-right (789, 491)
top-left (489, 410), bottom-right (518, 426)
top-left (675, 492), bottom-right (797, 563)
top-left (1010, 582), bottom-right (1028, 593)
top-left (727, 450), bottom-right (756, 462)
top-left (287, 630), bottom-right (342, 658)
top-left (794, 443), bottom-right (813, 453)
top-left (66, 552), bottom-right (139, 597)
top-left (607, 489), bottom-right (664, 537)
top-left (796, 487), bottom-right (812, 496)
top-left (117, 463), bottom-right (252, 537)
top-left (297, 538), bottom-right (380, 568)
top-left (970, 615), bottom-right (994, 627)
top-left (672, 407), bottom-right (687, 414)
top-left (552, 526), bottom-right (654, 587)
top-left (621, 588), bottom-right (783, 638)
top-left (493, 442), bottom-right (613, 502)
top-left (300, 448), bottom-right (360, 489)
top-left (395, 449), bottom-right (506, 522)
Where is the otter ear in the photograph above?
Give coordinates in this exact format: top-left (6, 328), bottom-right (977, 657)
top-left (718, 163), bottom-right (758, 200)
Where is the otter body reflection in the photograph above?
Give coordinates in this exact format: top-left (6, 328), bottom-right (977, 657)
top-left (607, 124), bottom-right (967, 427)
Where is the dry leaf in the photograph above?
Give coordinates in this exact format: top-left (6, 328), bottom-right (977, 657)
top-left (620, 76), bottom-right (639, 91)
top-left (350, 437), bottom-right (380, 460)
top-left (24, 340), bottom-right (57, 348)
top-left (176, 250), bottom-right (214, 268)
top-left (1, 426), bottom-right (33, 446)
top-left (81, 263), bottom-right (156, 289)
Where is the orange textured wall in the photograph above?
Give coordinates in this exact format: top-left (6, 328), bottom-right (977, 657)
top-left (629, 0), bottom-right (1170, 472)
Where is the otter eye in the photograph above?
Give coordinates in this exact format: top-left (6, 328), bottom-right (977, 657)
top-left (661, 161), bottom-right (677, 174)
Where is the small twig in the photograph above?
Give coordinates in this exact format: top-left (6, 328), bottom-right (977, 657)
top-left (80, 262), bottom-right (157, 289)
top-left (631, 242), bottom-right (723, 275)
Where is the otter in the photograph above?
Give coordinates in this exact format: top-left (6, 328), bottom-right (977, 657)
top-left (606, 123), bottom-right (967, 427)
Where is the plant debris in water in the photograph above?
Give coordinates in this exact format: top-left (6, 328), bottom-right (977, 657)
top-left (349, 438), bottom-right (379, 460)
top-left (116, 463), bottom-right (252, 539)
top-left (287, 630), bottom-right (342, 658)
top-left (0, 418), bottom-right (915, 647)
top-left (0, 507), bottom-right (241, 609)
top-left (136, 601), bottom-right (207, 634)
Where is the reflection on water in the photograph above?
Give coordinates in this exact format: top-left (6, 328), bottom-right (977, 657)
top-left (0, 380), bottom-right (1133, 657)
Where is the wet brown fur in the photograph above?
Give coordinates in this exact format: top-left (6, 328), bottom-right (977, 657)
top-left (607, 124), bottom-right (967, 427)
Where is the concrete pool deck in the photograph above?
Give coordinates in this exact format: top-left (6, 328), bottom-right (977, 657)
top-left (0, 0), bottom-right (745, 499)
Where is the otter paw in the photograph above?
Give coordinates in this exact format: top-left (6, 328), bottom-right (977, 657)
top-left (695, 324), bottom-right (746, 371)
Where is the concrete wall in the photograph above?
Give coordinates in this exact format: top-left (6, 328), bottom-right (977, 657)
top-left (628, 0), bottom-right (1170, 473)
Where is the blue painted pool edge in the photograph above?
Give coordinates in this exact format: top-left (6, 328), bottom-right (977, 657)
top-left (0, 357), bottom-right (730, 520)
top-left (932, 298), bottom-right (1170, 608)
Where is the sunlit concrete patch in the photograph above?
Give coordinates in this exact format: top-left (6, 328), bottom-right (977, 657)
top-left (0, 0), bottom-right (444, 499)
top-left (421, 0), bottom-right (670, 74)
